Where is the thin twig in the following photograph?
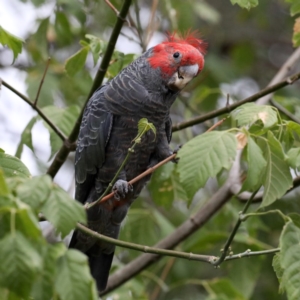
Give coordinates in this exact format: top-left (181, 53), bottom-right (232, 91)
top-left (46, 0), bottom-right (132, 178)
top-left (34, 57), bottom-right (50, 106)
top-left (104, 0), bottom-right (131, 26)
top-left (1, 79), bottom-right (67, 142)
top-left (224, 248), bottom-right (280, 262)
top-left (104, 0), bottom-right (120, 15)
top-left (76, 223), bottom-right (214, 263)
top-left (270, 98), bottom-right (300, 123)
top-left (172, 71), bottom-right (300, 132)
top-left (145, 0), bottom-right (159, 47)
top-left (212, 189), bottom-right (259, 266)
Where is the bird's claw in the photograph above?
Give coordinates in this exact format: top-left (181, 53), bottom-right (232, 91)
top-left (113, 180), bottom-right (133, 200)
top-left (172, 144), bottom-right (182, 163)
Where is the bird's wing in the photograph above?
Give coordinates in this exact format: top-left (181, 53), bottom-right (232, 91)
top-left (75, 86), bottom-right (113, 204)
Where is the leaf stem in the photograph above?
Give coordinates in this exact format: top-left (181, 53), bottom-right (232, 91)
top-left (224, 248), bottom-right (280, 262)
top-left (212, 189), bottom-right (259, 266)
top-left (34, 57), bottom-right (51, 106)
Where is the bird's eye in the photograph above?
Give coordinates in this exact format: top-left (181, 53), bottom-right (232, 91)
top-left (173, 52), bottom-right (180, 58)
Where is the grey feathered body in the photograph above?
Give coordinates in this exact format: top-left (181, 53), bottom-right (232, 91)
top-left (69, 48), bottom-right (178, 291)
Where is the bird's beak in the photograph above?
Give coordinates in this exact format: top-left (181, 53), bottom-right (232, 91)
top-left (168, 64), bottom-right (199, 91)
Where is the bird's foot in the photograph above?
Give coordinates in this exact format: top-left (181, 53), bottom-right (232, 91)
top-left (113, 180), bottom-right (133, 200)
top-left (172, 144), bottom-right (182, 163)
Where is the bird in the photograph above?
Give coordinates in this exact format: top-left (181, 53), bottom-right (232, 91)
top-left (69, 31), bottom-right (206, 291)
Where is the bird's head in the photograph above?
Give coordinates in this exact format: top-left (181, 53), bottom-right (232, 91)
top-left (148, 31), bottom-right (206, 92)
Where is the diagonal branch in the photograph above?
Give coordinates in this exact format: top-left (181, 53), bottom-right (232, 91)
top-left (46, 0), bottom-right (132, 178)
top-left (1, 79), bottom-right (67, 142)
top-left (172, 71), bottom-right (300, 132)
top-left (76, 223), bottom-right (214, 263)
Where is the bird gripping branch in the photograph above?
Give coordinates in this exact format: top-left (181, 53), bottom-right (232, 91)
top-left (69, 31), bottom-right (207, 291)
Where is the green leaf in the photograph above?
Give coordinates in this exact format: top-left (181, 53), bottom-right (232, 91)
top-left (15, 116), bottom-right (38, 158)
top-left (293, 18), bottom-right (300, 46)
top-left (0, 26), bottom-right (23, 63)
top-left (41, 185), bottom-right (86, 237)
top-left (0, 169), bottom-right (9, 196)
top-left (41, 105), bottom-right (80, 158)
top-left (148, 163), bottom-right (188, 208)
top-left (134, 118), bottom-right (156, 143)
top-left (272, 253), bottom-right (284, 293)
top-left (288, 213), bottom-right (300, 228)
top-left (230, 0), bottom-right (258, 10)
top-left (0, 200), bottom-right (41, 240)
top-left (279, 220), bottom-right (300, 299)
top-left (31, 243), bottom-right (67, 300)
top-left (286, 147), bottom-right (300, 169)
top-left (260, 132), bottom-right (293, 208)
top-left (286, 120), bottom-right (300, 137)
top-left (16, 175), bottom-right (52, 212)
top-left (55, 250), bottom-right (98, 300)
top-left (0, 152), bottom-right (31, 178)
top-left (242, 136), bottom-right (266, 191)
top-left (287, 0), bottom-right (300, 16)
top-left (84, 34), bottom-right (107, 66)
top-left (176, 131), bottom-right (237, 200)
top-left (231, 103), bottom-right (277, 128)
top-left (65, 46), bottom-right (89, 77)
top-left (0, 232), bottom-right (42, 298)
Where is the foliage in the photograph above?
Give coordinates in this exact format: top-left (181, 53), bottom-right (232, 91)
top-left (1, 0), bottom-right (300, 300)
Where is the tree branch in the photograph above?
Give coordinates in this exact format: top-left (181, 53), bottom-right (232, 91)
top-left (224, 248), bottom-right (280, 262)
top-left (76, 223), bottom-right (214, 263)
top-left (1, 79), bottom-right (67, 142)
top-left (172, 71), bottom-right (300, 132)
top-left (46, 0), bottom-right (132, 178)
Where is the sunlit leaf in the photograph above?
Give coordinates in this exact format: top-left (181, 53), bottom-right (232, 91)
top-left (31, 243), bottom-right (66, 300)
top-left (42, 185), bottom-right (86, 237)
top-left (65, 46), bottom-right (89, 77)
top-left (230, 0), bottom-right (258, 10)
top-left (177, 131), bottom-right (237, 200)
top-left (242, 136), bottom-right (266, 191)
top-left (15, 116), bottom-right (38, 158)
top-left (286, 147), bottom-right (300, 169)
top-left (293, 18), bottom-right (300, 46)
top-left (279, 219), bottom-right (300, 299)
top-left (272, 253), bottom-right (284, 293)
top-left (55, 250), bottom-right (98, 300)
top-left (0, 232), bottom-right (42, 298)
top-left (0, 152), bottom-right (30, 178)
top-left (0, 26), bottom-right (23, 62)
top-left (16, 175), bottom-right (52, 211)
top-left (0, 169), bottom-right (9, 196)
top-left (231, 103), bottom-right (277, 128)
top-left (260, 132), bottom-right (293, 208)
